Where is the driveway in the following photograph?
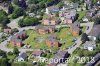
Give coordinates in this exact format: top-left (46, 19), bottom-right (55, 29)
top-left (7, 16), bottom-right (23, 29)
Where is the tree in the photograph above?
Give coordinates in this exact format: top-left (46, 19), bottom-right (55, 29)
top-left (55, 12), bottom-right (59, 17)
top-left (8, 4), bottom-right (14, 14)
top-left (13, 0), bottom-right (19, 5)
top-left (20, 62), bottom-right (27, 66)
top-left (18, 16), bottom-right (39, 27)
top-left (94, 17), bottom-right (100, 25)
top-left (81, 33), bottom-right (89, 43)
top-left (19, 0), bottom-right (27, 9)
top-left (57, 2), bottom-right (64, 8)
top-left (0, 50), bottom-right (6, 57)
top-left (0, 58), bottom-right (8, 66)
top-left (28, 0), bottom-right (38, 4)
top-left (13, 47), bottom-right (19, 55)
top-left (0, 10), bottom-right (10, 27)
top-left (12, 7), bottom-right (25, 19)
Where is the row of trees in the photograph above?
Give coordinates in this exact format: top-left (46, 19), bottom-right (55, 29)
top-left (0, 47), bottom-right (19, 66)
top-left (18, 16), bottom-right (39, 27)
top-left (0, 10), bottom-right (10, 28)
top-left (27, 0), bottom-right (61, 13)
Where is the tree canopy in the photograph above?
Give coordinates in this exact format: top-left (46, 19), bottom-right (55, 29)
top-left (13, 47), bottom-right (19, 55)
top-left (12, 7), bottom-right (25, 19)
top-left (81, 33), bottom-right (89, 43)
top-left (18, 16), bottom-right (39, 27)
top-left (0, 10), bottom-right (10, 27)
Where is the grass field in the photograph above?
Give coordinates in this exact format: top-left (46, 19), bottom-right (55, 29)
top-left (77, 11), bottom-right (87, 21)
top-left (56, 28), bottom-right (74, 50)
top-left (23, 29), bottom-right (50, 49)
top-left (23, 28), bottom-right (75, 50)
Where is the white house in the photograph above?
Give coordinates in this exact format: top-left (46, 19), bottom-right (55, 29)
top-left (45, 6), bottom-right (59, 15)
top-left (16, 52), bottom-right (27, 62)
top-left (82, 17), bottom-right (89, 22)
top-left (83, 41), bottom-right (96, 51)
top-left (45, 8), bottom-right (50, 14)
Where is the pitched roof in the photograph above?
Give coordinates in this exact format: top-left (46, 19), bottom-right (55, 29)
top-left (70, 22), bottom-right (80, 32)
top-left (17, 52), bottom-right (27, 59)
top-left (10, 35), bottom-right (22, 43)
top-left (47, 34), bottom-right (58, 42)
top-left (55, 50), bottom-right (68, 59)
top-left (10, 31), bottom-right (26, 43)
top-left (35, 25), bottom-right (48, 31)
top-left (88, 25), bottom-right (100, 37)
top-left (32, 49), bottom-right (43, 56)
top-left (84, 41), bottom-right (96, 47)
top-left (35, 25), bottom-right (55, 30)
top-left (47, 6), bottom-right (59, 12)
top-left (86, 53), bottom-right (100, 66)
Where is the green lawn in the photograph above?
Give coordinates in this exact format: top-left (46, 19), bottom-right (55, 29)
top-left (23, 29), bottom-right (50, 49)
top-left (56, 28), bottom-right (74, 50)
top-left (77, 11), bottom-right (87, 21)
top-left (24, 28), bottom-right (75, 50)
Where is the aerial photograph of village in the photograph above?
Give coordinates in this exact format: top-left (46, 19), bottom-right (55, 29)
top-left (0, 0), bottom-right (100, 66)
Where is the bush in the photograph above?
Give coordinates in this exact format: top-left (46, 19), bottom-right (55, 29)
top-left (8, 52), bottom-right (13, 55)
top-left (12, 7), bottom-right (25, 19)
top-left (18, 16), bottom-right (39, 27)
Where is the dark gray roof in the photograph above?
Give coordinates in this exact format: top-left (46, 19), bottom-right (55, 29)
top-left (35, 25), bottom-right (48, 30)
top-left (17, 52), bottom-right (27, 59)
top-left (10, 35), bottom-right (22, 43)
top-left (16, 31), bottom-right (26, 37)
top-left (70, 22), bottom-right (80, 32)
top-left (10, 31), bottom-right (26, 43)
top-left (55, 50), bottom-right (68, 59)
top-left (86, 53), bottom-right (100, 66)
top-left (88, 25), bottom-right (100, 37)
top-left (47, 34), bottom-right (58, 42)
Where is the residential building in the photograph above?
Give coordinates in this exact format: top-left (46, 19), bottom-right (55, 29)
top-left (83, 41), bottom-right (96, 51)
top-left (45, 6), bottom-right (59, 15)
top-left (70, 22), bottom-right (80, 36)
top-left (4, 27), bottom-right (12, 34)
top-left (86, 53), bottom-right (100, 66)
top-left (46, 35), bottom-right (60, 48)
top-left (85, 0), bottom-right (92, 10)
top-left (35, 25), bottom-right (55, 34)
top-left (16, 52), bottom-right (27, 62)
top-left (43, 17), bottom-right (61, 25)
top-left (10, 31), bottom-right (27, 47)
top-left (88, 25), bottom-right (100, 40)
top-left (32, 49), bottom-right (43, 57)
top-left (59, 10), bottom-right (76, 24)
top-left (53, 50), bottom-right (69, 64)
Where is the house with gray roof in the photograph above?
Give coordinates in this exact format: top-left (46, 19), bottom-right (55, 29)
top-left (49, 50), bottom-right (69, 64)
top-left (16, 52), bottom-right (27, 62)
top-left (88, 25), bottom-right (100, 40)
top-left (46, 34), bottom-right (60, 48)
top-left (10, 31), bottom-right (27, 47)
top-left (83, 41), bottom-right (96, 51)
top-left (86, 53), bottom-right (100, 66)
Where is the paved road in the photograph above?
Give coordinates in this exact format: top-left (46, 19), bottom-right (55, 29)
top-left (7, 16), bottom-right (23, 29)
top-left (67, 22), bottom-right (94, 54)
top-left (0, 22), bottom-right (94, 52)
